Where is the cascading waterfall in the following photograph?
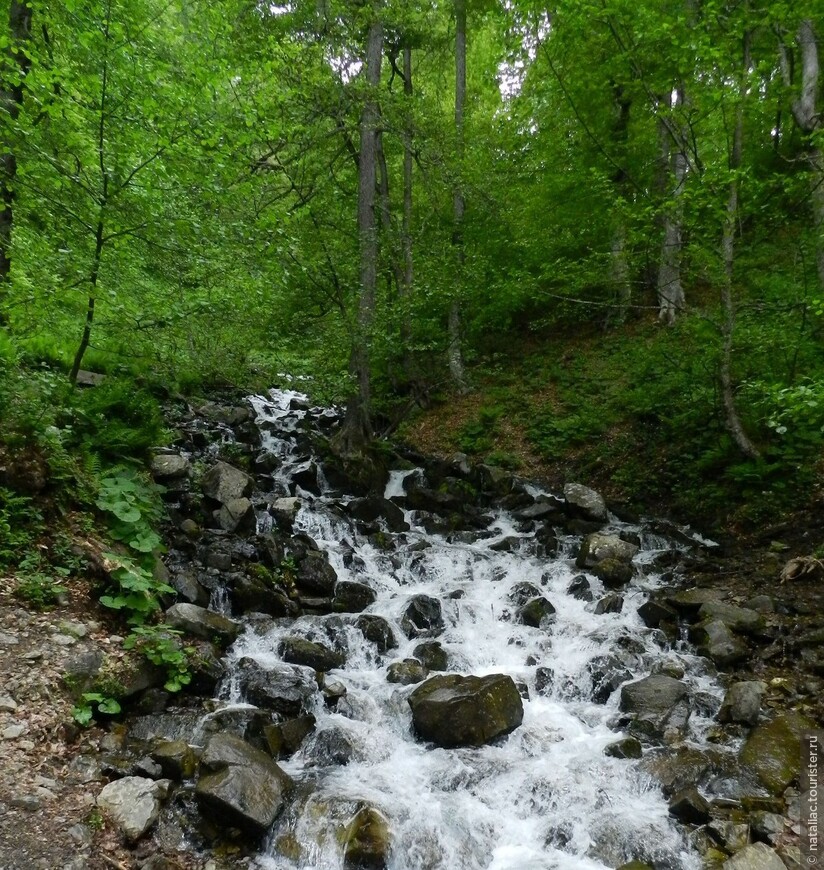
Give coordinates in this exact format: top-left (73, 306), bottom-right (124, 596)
top-left (211, 388), bottom-right (721, 870)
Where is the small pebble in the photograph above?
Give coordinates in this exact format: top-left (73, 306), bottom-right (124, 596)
top-left (9, 794), bottom-right (40, 810)
top-left (0, 695), bottom-right (18, 712)
top-left (50, 634), bottom-right (77, 647)
top-left (0, 632), bottom-right (20, 646)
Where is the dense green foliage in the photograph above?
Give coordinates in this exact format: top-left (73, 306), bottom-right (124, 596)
top-left (0, 0), bottom-right (821, 528)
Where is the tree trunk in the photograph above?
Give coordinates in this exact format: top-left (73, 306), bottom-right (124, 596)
top-left (780, 19), bottom-right (823, 289)
top-left (720, 27), bottom-right (760, 460)
top-left (0, 1), bottom-right (33, 309)
top-left (69, 210), bottom-right (106, 385)
top-left (336, 7), bottom-right (383, 455)
top-left (610, 85), bottom-right (631, 322)
top-left (401, 44), bottom-right (413, 373)
top-left (449, 0), bottom-right (468, 393)
top-left (657, 89), bottom-right (687, 325)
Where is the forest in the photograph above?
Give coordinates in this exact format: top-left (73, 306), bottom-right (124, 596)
top-left (1, 0), bottom-right (823, 528)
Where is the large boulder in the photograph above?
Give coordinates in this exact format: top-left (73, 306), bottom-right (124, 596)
top-left (150, 453), bottom-right (190, 480)
top-left (164, 603), bottom-right (240, 645)
top-left (401, 595), bottom-right (445, 638)
top-left (355, 615), bottom-right (397, 653)
top-left (576, 534), bottom-right (638, 588)
top-left (218, 497), bottom-right (256, 533)
top-left (718, 681), bottom-right (766, 726)
top-left (98, 776), bottom-right (169, 843)
top-left (295, 551), bottom-right (337, 595)
top-left (739, 712), bottom-right (817, 795)
top-left (387, 659), bottom-right (428, 685)
top-left (518, 596), bottom-right (556, 628)
top-left (619, 675), bottom-right (690, 741)
top-left (691, 620), bottom-right (748, 668)
top-left (343, 806), bottom-right (391, 869)
top-left (236, 658), bottom-right (318, 716)
top-left (195, 733), bottom-right (293, 836)
top-left (333, 581), bottom-right (377, 613)
top-left (563, 483), bottom-right (607, 522)
top-left (408, 673), bottom-right (524, 748)
top-left (279, 637), bottom-right (345, 672)
top-left (697, 601), bottom-right (765, 636)
top-left (413, 641), bottom-right (448, 672)
top-left (668, 786), bottom-right (710, 825)
top-left (202, 461), bottom-right (254, 505)
top-left (721, 843), bottom-right (786, 870)
top-left (347, 496), bottom-right (409, 533)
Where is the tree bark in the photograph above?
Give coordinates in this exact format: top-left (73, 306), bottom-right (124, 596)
top-left (401, 44), bottom-right (413, 372)
top-left (720, 27), bottom-right (760, 460)
top-left (657, 88), bottom-right (687, 325)
top-left (610, 84), bottom-right (631, 322)
top-left (336, 6), bottom-right (383, 455)
top-left (449, 0), bottom-right (468, 393)
top-left (0, 1), bottom-right (33, 308)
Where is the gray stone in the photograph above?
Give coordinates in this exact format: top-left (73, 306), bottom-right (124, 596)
top-left (202, 461), bottom-right (254, 505)
top-left (342, 806), bottom-right (391, 870)
top-left (563, 483), bottom-right (607, 522)
top-left (355, 615), bottom-right (397, 653)
top-left (665, 587), bottom-right (726, 616)
top-left (692, 619), bottom-right (749, 667)
top-left (279, 637), bottom-right (345, 672)
top-left (594, 593), bottom-right (624, 615)
top-left (164, 603), bottom-right (240, 645)
top-left (518, 596), bottom-right (557, 627)
top-left (2, 724), bottom-right (25, 740)
top-left (749, 811), bottom-right (785, 844)
top-left (401, 595), bottom-right (445, 638)
top-left (604, 737), bottom-right (643, 759)
top-left (637, 600), bottom-right (677, 628)
top-left (196, 733), bottom-right (293, 836)
top-left (333, 580), bottom-right (377, 613)
top-left (218, 497), bottom-right (256, 533)
top-left (739, 712), bottom-right (817, 795)
top-left (619, 675), bottom-right (690, 741)
top-left (408, 673), bottom-right (524, 748)
top-left (412, 641), bottom-right (448, 672)
top-left (721, 843), bottom-right (785, 870)
top-left (272, 497), bottom-right (300, 526)
top-left (309, 727), bottom-right (356, 766)
top-left (567, 575), bottom-right (593, 601)
top-left (386, 659), bottom-right (428, 685)
top-left (236, 658), bottom-right (318, 716)
top-left (698, 601), bottom-right (765, 635)
top-left (718, 681), bottom-right (766, 726)
top-left (97, 776), bottom-right (169, 842)
top-left (576, 533), bottom-right (638, 588)
top-left (150, 454), bottom-right (190, 479)
top-left (0, 631), bottom-right (20, 646)
top-left (0, 695), bottom-right (17, 712)
top-left (668, 786), bottom-right (710, 824)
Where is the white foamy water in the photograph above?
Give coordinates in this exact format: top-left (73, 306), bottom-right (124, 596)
top-left (215, 390), bottom-right (720, 870)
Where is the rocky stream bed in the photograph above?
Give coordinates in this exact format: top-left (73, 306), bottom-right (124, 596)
top-left (0, 387), bottom-right (822, 870)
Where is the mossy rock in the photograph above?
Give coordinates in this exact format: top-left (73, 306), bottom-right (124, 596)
top-left (342, 805), bottom-right (390, 869)
top-left (739, 712), bottom-right (817, 795)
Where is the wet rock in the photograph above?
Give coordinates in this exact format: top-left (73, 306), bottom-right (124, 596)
top-left (518, 596), bottom-right (556, 628)
top-left (295, 551), bottom-right (337, 595)
top-left (386, 659), bottom-right (428, 685)
top-left (62, 648), bottom-right (105, 696)
top-left (412, 641), bottom-right (448, 672)
top-left (272, 497), bottom-right (300, 528)
top-left (721, 843), bottom-right (785, 870)
top-left (639, 746), bottom-right (715, 796)
top-left (196, 733), bottom-right (293, 836)
top-left (563, 483), bottom-right (607, 522)
top-left (151, 454), bottom-right (190, 479)
top-left (164, 603), bottom-right (240, 645)
top-left (697, 602), bottom-right (765, 636)
top-left (202, 461), bottom-right (254, 505)
top-left (619, 675), bottom-right (690, 741)
top-left (535, 667), bottom-right (554, 695)
top-left (509, 582), bottom-right (544, 608)
top-left (589, 655), bottom-right (633, 704)
top-left (355, 615), bottom-right (397, 653)
top-left (401, 595), bottom-right (445, 638)
top-left (665, 587), bottom-right (726, 616)
top-left (637, 600), bottom-right (677, 629)
top-left (347, 496), bottom-right (409, 533)
top-left (576, 534), bottom-right (638, 588)
top-left (691, 620), bottom-right (748, 668)
top-left (263, 714), bottom-right (316, 759)
top-left (236, 658), bottom-right (318, 716)
top-left (408, 673), bottom-right (524, 748)
top-left (218, 497), bottom-right (256, 533)
top-left (707, 820), bottom-right (749, 853)
top-left (150, 740), bottom-right (196, 780)
top-left (594, 593), bottom-right (624, 615)
top-left (342, 805), bottom-right (391, 869)
top-left (668, 786), bottom-right (710, 825)
top-left (739, 712), bottom-right (817, 795)
top-left (744, 595), bottom-right (775, 614)
top-left (279, 637), bottom-right (345, 672)
top-left (310, 727), bottom-right (355, 766)
top-left (566, 575), bottom-right (593, 601)
top-left (718, 681), bottom-right (766, 726)
top-left (231, 573), bottom-right (297, 618)
top-left (478, 465), bottom-right (513, 496)
top-left (97, 776), bottom-right (169, 843)
top-left (749, 811), bottom-right (785, 844)
top-left (604, 737), bottom-right (643, 759)
top-left (334, 581), bottom-right (377, 613)
top-left (169, 567), bottom-right (209, 606)
top-left (615, 864), bottom-right (653, 870)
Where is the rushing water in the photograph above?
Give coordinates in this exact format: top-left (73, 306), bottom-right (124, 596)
top-left (213, 389), bottom-right (718, 870)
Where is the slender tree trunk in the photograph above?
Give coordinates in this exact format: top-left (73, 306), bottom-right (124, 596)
top-left (780, 20), bottom-right (823, 288)
top-left (720, 27), bottom-right (760, 460)
top-left (0, 1), bottom-right (33, 311)
top-left (657, 88), bottom-right (687, 325)
top-left (449, 0), bottom-right (468, 393)
top-left (337, 7), bottom-right (383, 454)
top-left (401, 44), bottom-right (413, 374)
top-left (610, 85), bottom-right (631, 322)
